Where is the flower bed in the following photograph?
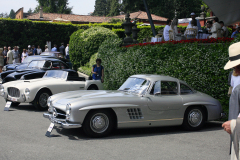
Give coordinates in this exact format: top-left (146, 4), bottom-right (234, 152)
top-left (125, 37), bottom-right (234, 48)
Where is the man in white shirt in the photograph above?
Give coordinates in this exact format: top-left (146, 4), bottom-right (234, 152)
top-left (65, 44), bottom-right (69, 59)
top-left (7, 46), bottom-right (13, 64)
top-left (209, 17), bottom-right (222, 39)
top-left (189, 12), bottom-right (201, 31)
top-left (219, 21), bottom-right (229, 37)
top-left (206, 21), bottom-right (213, 33)
top-left (163, 19), bottom-right (171, 41)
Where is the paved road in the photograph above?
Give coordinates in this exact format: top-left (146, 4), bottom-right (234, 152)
top-left (0, 96), bottom-right (230, 160)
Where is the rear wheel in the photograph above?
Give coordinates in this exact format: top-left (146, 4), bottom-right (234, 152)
top-left (83, 110), bottom-right (115, 137)
top-left (87, 85), bottom-right (98, 90)
top-left (33, 90), bottom-right (51, 110)
top-left (182, 106), bottom-right (206, 131)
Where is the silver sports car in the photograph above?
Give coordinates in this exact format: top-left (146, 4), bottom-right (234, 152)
top-left (43, 74), bottom-right (223, 137)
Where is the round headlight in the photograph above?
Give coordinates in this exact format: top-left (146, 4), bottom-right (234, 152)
top-left (25, 88), bottom-right (30, 95)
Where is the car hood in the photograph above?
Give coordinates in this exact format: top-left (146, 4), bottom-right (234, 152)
top-left (51, 90), bottom-right (142, 110)
top-left (3, 78), bottom-right (55, 88)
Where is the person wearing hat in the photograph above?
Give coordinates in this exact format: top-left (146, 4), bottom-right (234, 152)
top-left (27, 45), bottom-right (33, 56)
top-left (222, 42), bottom-right (240, 159)
top-left (189, 12), bottom-right (201, 31)
top-left (0, 48), bottom-right (4, 73)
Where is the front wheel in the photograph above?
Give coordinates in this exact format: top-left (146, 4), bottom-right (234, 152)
top-left (33, 90), bottom-right (52, 110)
top-left (83, 110), bottom-right (115, 137)
top-left (182, 106), bottom-right (206, 131)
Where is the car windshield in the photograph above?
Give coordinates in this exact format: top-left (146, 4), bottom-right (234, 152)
top-left (22, 56), bottom-right (43, 64)
top-left (27, 60), bottom-right (50, 69)
top-left (43, 70), bottom-right (68, 79)
top-left (118, 78), bottom-right (150, 94)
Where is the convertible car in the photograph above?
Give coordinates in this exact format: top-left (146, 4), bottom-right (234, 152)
top-left (43, 74), bottom-right (223, 137)
top-left (1, 58), bottom-right (69, 84)
top-left (0, 70), bottom-right (103, 110)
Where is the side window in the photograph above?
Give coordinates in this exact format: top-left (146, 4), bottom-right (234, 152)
top-left (43, 61), bottom-right (51, 68)
top-left (161, 81), bottom-right (178, 95)
top-left (180, 84), bottom-right (193, 95)
top-left (150, 81), bottom-right (178, 95)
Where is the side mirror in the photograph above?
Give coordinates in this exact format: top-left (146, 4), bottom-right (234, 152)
top-left (154, 92), bottom-right (161, 96)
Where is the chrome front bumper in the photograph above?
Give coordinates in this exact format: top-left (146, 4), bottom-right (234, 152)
top-left (43, 113), bottom-right (82, 129)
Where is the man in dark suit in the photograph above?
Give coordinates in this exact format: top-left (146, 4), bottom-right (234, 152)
top-left (59, 43), bottom-right (65, 56)
top-left (3, 46), bottom-right (8, 65)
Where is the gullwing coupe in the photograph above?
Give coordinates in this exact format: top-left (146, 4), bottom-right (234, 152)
top-left (43, 74), bottom-right (223, 137)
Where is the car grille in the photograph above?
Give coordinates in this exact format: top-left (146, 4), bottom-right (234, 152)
top-left (54, 108), bottom-right (66, 119)
top-left (127, 108), bottom-right (143, 119)
top-left (8, 87), bottom-right (20, 98)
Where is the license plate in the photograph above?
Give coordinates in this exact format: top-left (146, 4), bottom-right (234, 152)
top-left (45, 123), bottom-right (55, 137)
top-left (4, 101), bottom-right (12, 111)
top-left (10, 98), bottom-right (17, 102)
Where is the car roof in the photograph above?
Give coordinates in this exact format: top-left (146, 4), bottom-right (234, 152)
top-left (130, 74), bottom-right (180, 82)
top-left (42, 51), bottom-right (61, 54)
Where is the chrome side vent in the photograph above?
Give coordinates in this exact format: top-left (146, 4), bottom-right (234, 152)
top-left (127, 108), bottom-right (143, 119)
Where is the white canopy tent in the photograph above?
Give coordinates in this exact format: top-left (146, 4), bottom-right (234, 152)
top-left (203, 0), bottom-right (240, 25)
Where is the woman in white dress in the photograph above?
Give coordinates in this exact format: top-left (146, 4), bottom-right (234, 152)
top-left (169, 18), bottom-right (178, 40)
top-left (184, 19), bottom-right (198, 39)
top-left (21, 49), bottom-right (28, 63)
top-left (45, 45), bottom-right (49, 52)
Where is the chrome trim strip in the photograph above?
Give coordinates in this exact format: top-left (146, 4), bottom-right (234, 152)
top-left (118, 118), bottom-right (183, 124)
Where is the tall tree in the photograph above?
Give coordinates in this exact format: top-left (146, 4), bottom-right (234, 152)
top-left (9, 9), bottom-right (15, 19)
top-left (28, 8), bottom-right (33, 13)
top-left (108, 0), bottom-right (120, 16)
top-left (0, 12), bottom-right (9, 18)
top-left (121, 0), bottom-right (202, 19)
top-left (35, 0), bottom-right (72, 14)
top-left (93, 0), bottom-right (107, 16)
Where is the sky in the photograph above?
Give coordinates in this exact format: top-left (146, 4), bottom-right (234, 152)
top-left (0, 0), bottom-right (96, 15)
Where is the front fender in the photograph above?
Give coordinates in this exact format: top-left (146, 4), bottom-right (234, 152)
top-left (84, 80), bottom-right (104, 90)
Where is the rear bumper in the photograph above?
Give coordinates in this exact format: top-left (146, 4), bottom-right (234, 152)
top-left (43, 113), bottom-right (82, 129)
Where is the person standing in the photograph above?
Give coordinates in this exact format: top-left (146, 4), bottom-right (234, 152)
top-left (37, 45), bottom-right (42, 55)
top-left (12, 46), bottom-right (19, 64)
top-left (7, 46), bottom-right (13, 64)
top-left (3, 46), bottom-right (8, 66)
top-left (59, 43), bottom-right (65, 56)
top-left (163, 19), bottom-right (171, 41)
top-left (209, 17), bottom-right (222, 39)
top-left (92, 58), bottom-right (104, 83)
top-left (45, 45), bottom-right (49, 52)
top-left (220, 21), bottom-right (229, 37)
top-left (231, 27), bottom-right (240, 38)
top-left (32, 45), bottom-right (37, 55)
top-left (65, 44), bottom-right (69, 59)
top-left (189, 12), bottom-right (201, 31)
top-left (222, 42), bottom-right (240, 159)
top-left (21, 49), bottom-right (28, 63)
top-left (51, 44), bottom-right (57, 51)
top-left (0, 48), bottom-right (4, 73)
top-left (27, 45), bottom-right (33, 56)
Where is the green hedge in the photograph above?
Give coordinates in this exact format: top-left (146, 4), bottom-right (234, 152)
top-left (98, 37), bottom-right (234, 116)
top-left (69, 26), bottom-right (118, 69)
top-left (0, 18), bottom-right (80, 53)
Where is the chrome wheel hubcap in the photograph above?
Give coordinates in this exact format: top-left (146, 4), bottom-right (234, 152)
top-left (90, 113), bottom-right (109, 133)
top-left (39, 93), bottom-right (50, 108)
top-left (188, 109), bottom-right (203, 127)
